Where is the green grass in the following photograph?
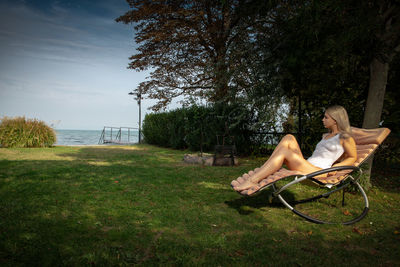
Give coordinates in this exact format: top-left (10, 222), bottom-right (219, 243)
top-left (0, 145), bottom-right (399, 266)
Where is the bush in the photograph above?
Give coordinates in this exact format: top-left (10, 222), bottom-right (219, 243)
top-left (0, 116), bottom-right (56, 148)
top-left (142, 103), bottom-right (254, 154)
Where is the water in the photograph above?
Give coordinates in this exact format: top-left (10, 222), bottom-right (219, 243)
top-left (55, 129), bottom-right (139, 146)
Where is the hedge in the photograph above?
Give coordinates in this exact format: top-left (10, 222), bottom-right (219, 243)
top-left (142, 104), bottom-right (254, 154)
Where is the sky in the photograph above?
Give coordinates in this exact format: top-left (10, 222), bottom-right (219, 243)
top-left (0, 0), bottom-right (173, 130)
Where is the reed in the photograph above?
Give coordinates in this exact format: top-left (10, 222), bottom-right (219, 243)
top-left (0, 116), bottom-right (56, 147)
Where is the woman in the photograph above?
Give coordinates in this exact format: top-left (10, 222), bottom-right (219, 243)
top-left (232, 105), bottom-right (357, 193)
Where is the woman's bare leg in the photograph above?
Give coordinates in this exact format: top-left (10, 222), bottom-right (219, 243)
top-left (233, 134), bottom-right (320, 191)
top-left (239, 135), bottom-right (303, 178)
top-left (235, 134), bottom-right (301, 181)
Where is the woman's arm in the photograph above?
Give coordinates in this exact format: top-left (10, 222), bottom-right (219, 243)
top-left (333, 137), bottom-right (357, 167)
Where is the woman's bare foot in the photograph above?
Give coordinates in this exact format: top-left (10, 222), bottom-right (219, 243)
top-left (237, 176), bottom-right (246, 183)
top-left (232, 176), bottom-right (247, 187)
top-left (231, 168), bottom-right (261, 188)
top-left (242, 173), bottom-right (250, 180)
top-left (233, 179), bottom-right (258, 191)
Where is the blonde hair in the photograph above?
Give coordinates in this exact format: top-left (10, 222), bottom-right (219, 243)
top-left (325, 105), bottom-right (352, 139)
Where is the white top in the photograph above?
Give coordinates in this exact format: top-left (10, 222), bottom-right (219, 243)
top-left (307, 134), bottom-right (344, 169)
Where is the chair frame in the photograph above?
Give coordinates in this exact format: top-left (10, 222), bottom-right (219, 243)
top-left (265, 165), bottom-right (368, 225)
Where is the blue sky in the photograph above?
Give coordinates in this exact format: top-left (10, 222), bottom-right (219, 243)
top-left (0, 0), bottom-right (172, 130)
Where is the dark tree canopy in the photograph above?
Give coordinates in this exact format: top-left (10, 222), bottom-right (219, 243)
top-left (252, 0), bottom-right (399, 125)
top-left (116, 0), bottom-right (263, 110)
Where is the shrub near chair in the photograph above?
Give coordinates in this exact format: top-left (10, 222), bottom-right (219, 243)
top-left (232, 127), bottom-right (391, 225)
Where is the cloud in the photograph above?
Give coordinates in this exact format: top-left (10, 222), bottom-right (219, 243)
top-left (0, 0), bottom-right (136, 77)
top-left (0, 0), bottom-right (164, 130)
top-left (0, 1), bottom-right (133, 64)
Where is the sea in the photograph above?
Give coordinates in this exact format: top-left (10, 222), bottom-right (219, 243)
top-left (55, 129), bottom-right (140, 146)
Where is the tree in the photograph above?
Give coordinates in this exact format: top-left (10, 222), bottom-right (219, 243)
top-left (116, 0), bottom-right (262, 110)
top-left (362, 1), bottom-right (400, 130)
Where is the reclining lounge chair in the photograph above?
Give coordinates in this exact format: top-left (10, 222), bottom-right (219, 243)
top-left (232, 127), bottom-right (391, 225)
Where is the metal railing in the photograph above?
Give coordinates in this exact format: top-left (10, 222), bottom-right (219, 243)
top-left (98, 126), bottom-right (142, 144)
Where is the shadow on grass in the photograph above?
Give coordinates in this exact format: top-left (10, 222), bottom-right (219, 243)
top-left (225, 187), bottom-right (296, 215)
top-left (0, 154), bottom-right (181, 265)
top-left (371, 168), bottom-right (400, 193)
top-left (2, 189), bottom-right (399, 266)
top-left (0, 203), bottom-right (157, 265)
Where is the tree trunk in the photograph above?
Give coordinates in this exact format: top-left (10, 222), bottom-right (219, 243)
top-left (213, 58), bottom-right (229, 101)
top-left (361, 57), bottom-right (389, 186)
top-left (362, 57), bottom-right (389, 129)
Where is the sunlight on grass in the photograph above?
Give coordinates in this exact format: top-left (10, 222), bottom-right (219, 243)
top-left (154, 155), bottom-right (178, 163)
top-left (0, 150), bottom-right (77, 161)
top-left (197, 181), bottom-right (227, 190)
top-left (86, 161), bottom-right (113, 166)
top-left (0, 144), bottom-right (151, 162)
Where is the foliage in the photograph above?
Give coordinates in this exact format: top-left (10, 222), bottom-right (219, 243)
top-left (382, 53), bottom-right (400, 134)
top-left (142, 103), bottom-right (254, 153)
top-left (116, 0), bottom-right (265, 110)
top-left (141, 112), bottom-right (180, 148)
top-left (0, 116), bottom-right (56, 148)
top-left (1, 145), bottom-right (400, 266)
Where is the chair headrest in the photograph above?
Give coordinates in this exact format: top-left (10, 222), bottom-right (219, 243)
top-left (350, 126), bottom-right (391, 145)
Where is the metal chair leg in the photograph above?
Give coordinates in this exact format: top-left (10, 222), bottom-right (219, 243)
top-left (272, 179), bottom-right (369, 225)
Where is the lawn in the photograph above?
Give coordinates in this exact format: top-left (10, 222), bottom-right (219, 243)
top-left (0, 144), bottom-right (399, 266)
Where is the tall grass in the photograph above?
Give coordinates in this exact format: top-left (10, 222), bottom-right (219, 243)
top-left (0, 116), bottom-right (56, 147)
